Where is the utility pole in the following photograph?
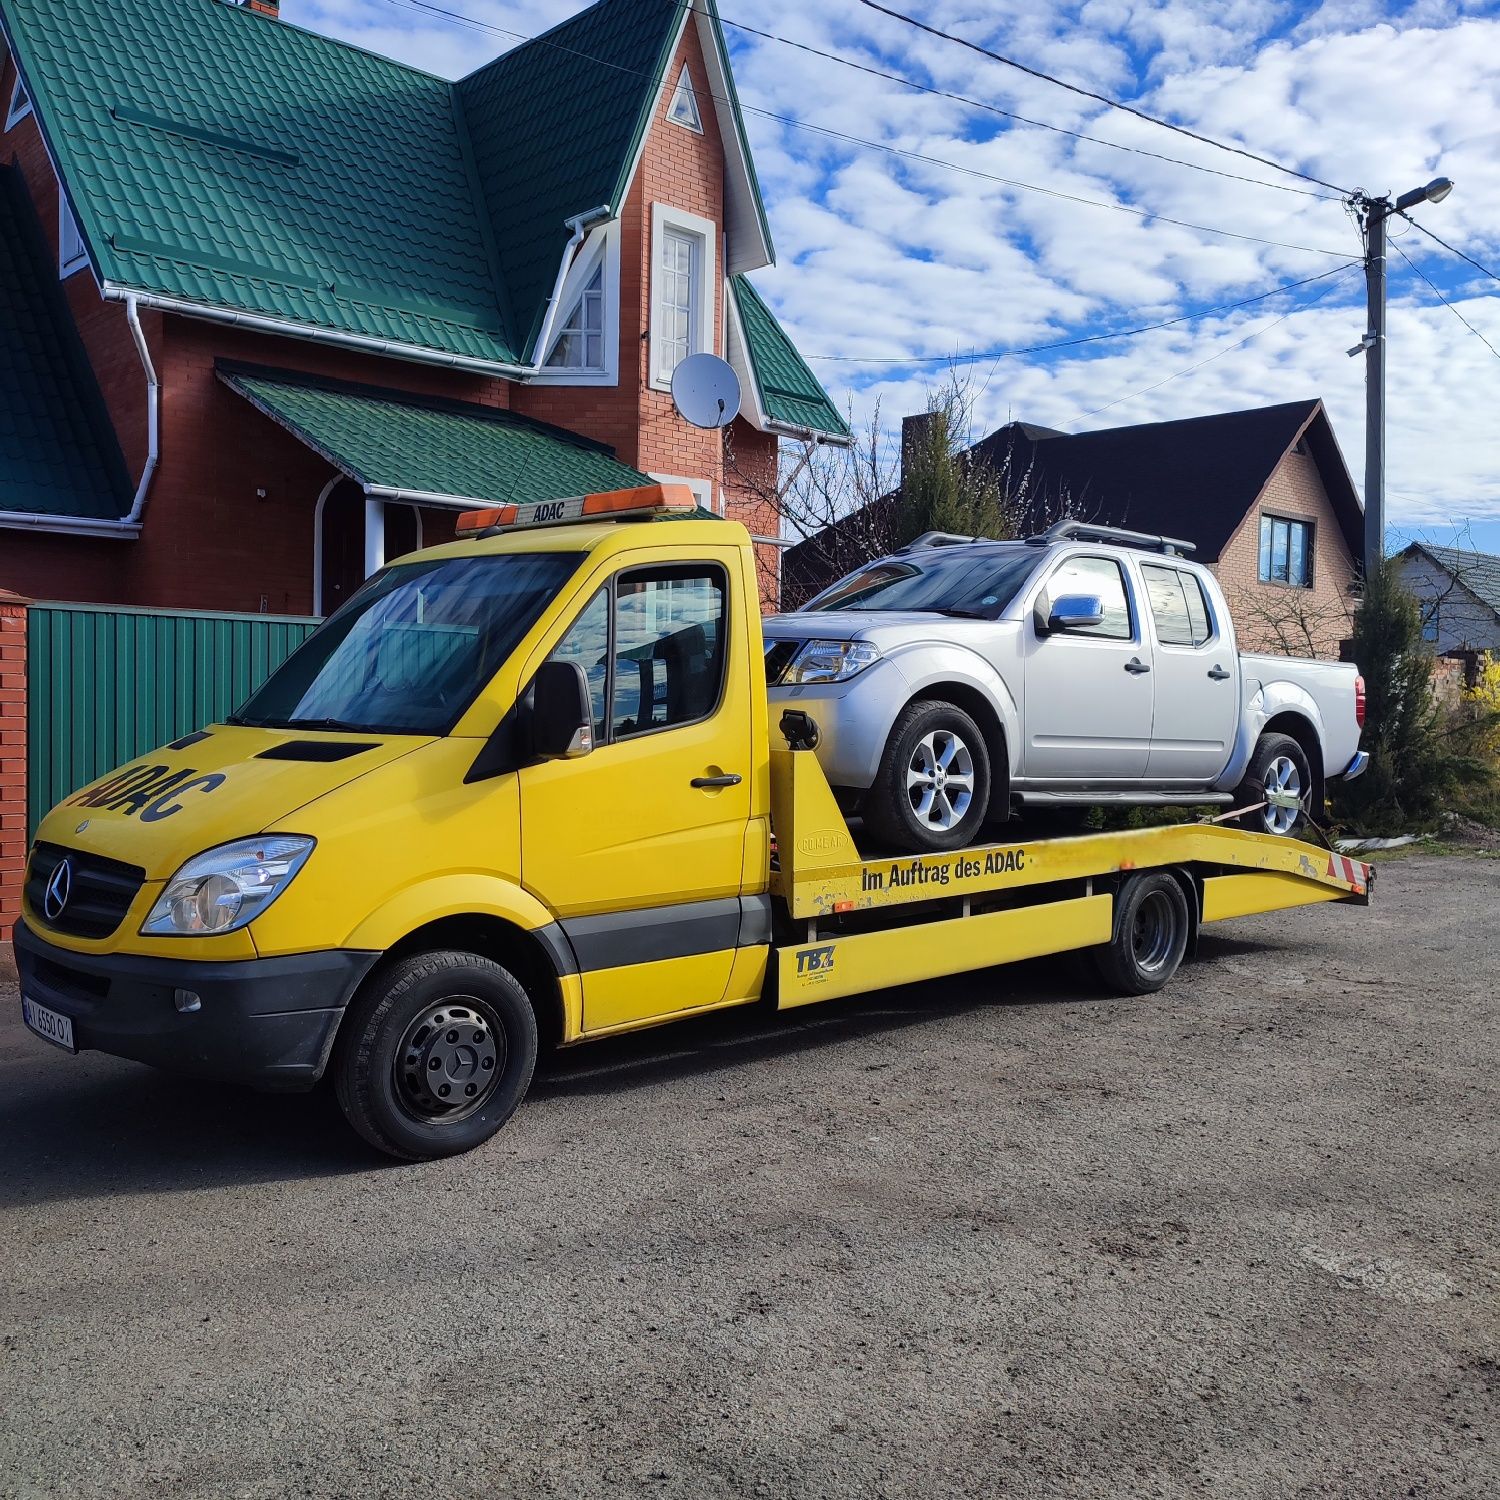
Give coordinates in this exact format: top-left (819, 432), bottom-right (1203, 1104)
top-left (1352, 177), bottom-right (1453, 587)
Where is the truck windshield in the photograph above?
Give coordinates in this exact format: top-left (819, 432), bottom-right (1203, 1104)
top-left (232, 552), bottom-right (582, 736)
top-left (803, 548), bottom-right (1038, 619)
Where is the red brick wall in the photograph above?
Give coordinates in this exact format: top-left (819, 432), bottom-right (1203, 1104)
top-left (0, 591), bottom-right (27, 945)
top-left (1210, 448), bottom-right (1358, 658)
top-left (512, 18), bottom-right (729, 502)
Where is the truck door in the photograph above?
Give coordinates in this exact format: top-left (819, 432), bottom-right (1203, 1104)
top-left (1139, 563), bottom-right (1238, 784)
top-left (519, 550), bottom-right (752, 1032)
top-left (1021, 552), bottom-right (1153, 782)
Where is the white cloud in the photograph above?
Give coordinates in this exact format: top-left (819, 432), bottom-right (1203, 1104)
top-left (281, 0), bottom-right (1500, 528)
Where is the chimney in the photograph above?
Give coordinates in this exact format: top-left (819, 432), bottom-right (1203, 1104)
top-left (246, 0), bottom-right (280, 16)
top-left (900, 412), bottom-right (938, 491)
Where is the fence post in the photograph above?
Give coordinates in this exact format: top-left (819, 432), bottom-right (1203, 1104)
top-left (0, 589), bottom-right (30, 961)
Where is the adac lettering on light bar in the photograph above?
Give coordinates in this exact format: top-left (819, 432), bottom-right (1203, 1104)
top-left (456, 483), bottom-right (697, 537)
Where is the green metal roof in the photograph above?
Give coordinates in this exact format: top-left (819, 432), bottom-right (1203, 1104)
top-left (218, 362), bottom-right (651, 506)
top-left (731, 276), bottom-right (850, 441)
top-left (0, 166), bottom-right (130, 520)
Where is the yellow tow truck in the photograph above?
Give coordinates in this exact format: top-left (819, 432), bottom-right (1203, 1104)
top-left (16, 486), bottom-right (1371, 1159)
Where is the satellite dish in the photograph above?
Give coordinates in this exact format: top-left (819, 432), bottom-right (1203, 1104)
top-left (672, 353), bottom-right (741, 430)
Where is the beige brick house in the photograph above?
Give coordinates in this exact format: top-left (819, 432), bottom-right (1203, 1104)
top-left (786, 399), bottom-right (1363, 658)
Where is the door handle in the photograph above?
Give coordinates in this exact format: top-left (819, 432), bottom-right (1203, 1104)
top-left (691, 773), bottom-right (743, 789)
top-left (1207, 665), bottom-right (1231, 681)
top-left (1124, 658), bottom-right (1151, 675)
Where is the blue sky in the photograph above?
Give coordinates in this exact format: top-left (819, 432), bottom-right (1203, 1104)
top-left (283, 0), bottom-right (1500, 554)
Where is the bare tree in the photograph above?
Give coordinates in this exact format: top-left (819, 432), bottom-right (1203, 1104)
top-left (1224, 583), bottom-right (1355, 659)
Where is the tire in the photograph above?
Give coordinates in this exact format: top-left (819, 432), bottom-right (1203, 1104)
top-left (332, 950), bottom-right (538, 1161)
top-left (863, 699), bottom-right (991, 854)
top-left (1093, 872), bottom-right (1191, 995)
top-left (1234, 732), bottom-right (1312, 837)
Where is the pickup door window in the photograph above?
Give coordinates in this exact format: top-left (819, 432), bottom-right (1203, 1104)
top-left (1022, 554), bottom-right (1153, 782)
top-left (1140, 564), bottom-right (1238, 785)
top-left (519, 555), bottom-right (752, 1034)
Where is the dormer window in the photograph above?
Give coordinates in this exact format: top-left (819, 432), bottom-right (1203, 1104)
top-left (666, 64), bottom-right (702, 134)
top-left (546, 264), bottom-right (605, 371)
top-left (5, 75), bottom-right (31, 131)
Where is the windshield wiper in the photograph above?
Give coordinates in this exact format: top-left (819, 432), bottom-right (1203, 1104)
top-left (906, 606), bottom-right (993, 620)
top-left (232, 714), bottom-right (373, 733)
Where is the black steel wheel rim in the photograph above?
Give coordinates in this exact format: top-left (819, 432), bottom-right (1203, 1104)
top-left (1131, 890), bottom-right (1178, 974)
top-left (394, 996), bottom-right (504, 1124)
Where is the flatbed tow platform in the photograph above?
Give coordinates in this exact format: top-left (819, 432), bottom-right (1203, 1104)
top-left (767, 744), bottom-right (1371, 1008)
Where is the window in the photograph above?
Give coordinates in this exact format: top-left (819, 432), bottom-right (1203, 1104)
top-left (5, 75), bottom-right (31, 131)
top-left (1259, 515), bottom-right (1313, 587)
top-left (666, 63), bottom-right (703, 133)
top-left (804, 547), bottom-right (1038, 618)
top-left (545, 264), bottom-right (605, 371)
top-left (650, 203), bottom-right (716, 390)
top-left (1420, 602), bottom-right (1440, 644)
top-left (549, 565), bottom-right (727, 742)
top-left (1044, 555), bottom-right (1133, 639)
top-left (59, 196), bottom-right (88, 278)
top-left (1142, 563), bottom-right (1215, 647)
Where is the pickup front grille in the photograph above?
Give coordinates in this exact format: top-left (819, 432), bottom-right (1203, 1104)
top-left (25, 842), bottom-right (146, 940)
top-left (764, 639), bottom-right (800, 686)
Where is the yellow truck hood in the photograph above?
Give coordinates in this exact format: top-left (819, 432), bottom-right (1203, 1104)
top-left (33, 725), bottom-right (429, 879)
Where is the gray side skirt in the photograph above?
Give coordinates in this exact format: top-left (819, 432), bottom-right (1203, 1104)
top-left (537, 894), bottom-right (774, 976)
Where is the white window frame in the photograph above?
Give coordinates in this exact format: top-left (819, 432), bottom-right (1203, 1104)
top-left (532, 221), bottom-right (621, 387)
top-left (665, 63), bottom-right (703, 134)
top-left (650, 473), bottom-right (717, 515)
top-left (649, 202), bottom-right (717, 394)
top-left (58, 193), bottom-right (88, 279)
top-left (5, 73), bottom-right (32, 131)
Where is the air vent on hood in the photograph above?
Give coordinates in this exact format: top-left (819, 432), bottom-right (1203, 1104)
top-left (169, 730), bottom-right (212, 750)
top-left (255, 740), bottom-right (379, 763)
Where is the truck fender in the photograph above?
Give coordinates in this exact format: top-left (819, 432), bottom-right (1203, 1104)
top-left (342, 875), bottom-right (566, 963)
top-left (1215, 677), bottom-right (1326, 792)
top-left (888, 645), bottom-right (1022, 780)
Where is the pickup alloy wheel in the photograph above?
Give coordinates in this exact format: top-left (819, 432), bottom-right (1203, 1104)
top-left (865, 699), bottom-right (992, 853)
top-left (1235, 731), bottom-right (1313, 838)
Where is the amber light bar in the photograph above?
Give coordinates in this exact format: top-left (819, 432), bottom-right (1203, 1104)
top-left (456, 483), bottom-right (698, 537)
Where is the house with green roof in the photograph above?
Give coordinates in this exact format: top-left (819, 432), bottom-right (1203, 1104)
top-left (0, 0), bottom-right (848, 615)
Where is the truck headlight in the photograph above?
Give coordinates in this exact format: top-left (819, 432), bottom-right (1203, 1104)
top-left (783, 640), bottom-right (881, 685)
top-left (141, 836), bottom-right (315, 937)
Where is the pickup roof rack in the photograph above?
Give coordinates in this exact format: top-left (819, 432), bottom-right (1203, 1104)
top-left (1024, 519), bottom-right (1197, 556)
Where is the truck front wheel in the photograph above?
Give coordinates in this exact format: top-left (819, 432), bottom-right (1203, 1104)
top-left (864, 699), bottom-right (992, 854)
top-left (332, 950), bottom-right (538, 1161)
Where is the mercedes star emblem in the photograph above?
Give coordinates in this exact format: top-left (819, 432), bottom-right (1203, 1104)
top-left (43, 859), bottom-right (73, 922)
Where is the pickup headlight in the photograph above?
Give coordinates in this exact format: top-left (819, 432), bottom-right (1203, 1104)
top-left (141, 836), bottom-right (315, 937)
top-left (782, 639), bottom-right (882, 685)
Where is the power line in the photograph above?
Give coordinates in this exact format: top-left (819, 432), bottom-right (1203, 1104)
top-left (858, 0), bottom-right (1353, 198)
top-left (1070, 263), bottom-right (1360, 421)
top-left (712, 14), bottom-right (1333, 200)
top-left (807, 262), bottom-right (1360, 365)
top-left (1391, 239), bottom-right (1500, 363)
top-left (1399, 215), bottom-right (1500, 285)
top-left (370, 0), bottom-right (1353, 259)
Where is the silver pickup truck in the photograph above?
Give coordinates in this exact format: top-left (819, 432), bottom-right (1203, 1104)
top-left (765, 522), bottom-right (1367, 853)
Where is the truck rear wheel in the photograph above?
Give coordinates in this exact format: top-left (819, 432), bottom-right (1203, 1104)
top-left (864, 699), bottom-right (992, 854)
top-left (332, 950), bottom-right (538, 1161)
top-left (1093, 872), bottom-right (1190, 995)
top-left (1234, 732), bottom-right (1311, 837)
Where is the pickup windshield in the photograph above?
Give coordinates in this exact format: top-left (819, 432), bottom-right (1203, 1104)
top-left (803, 547), bottom-right (1038, 619)
top-left (232, 551), bottom-right (582, 736)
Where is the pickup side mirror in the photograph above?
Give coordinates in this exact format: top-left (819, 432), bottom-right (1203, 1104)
top-left (1036, 593), bottom-right (1106, 635)
top-left (529, 661), bottom-right (594, 760)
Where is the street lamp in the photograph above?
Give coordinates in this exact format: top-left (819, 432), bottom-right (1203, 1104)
top-left (1352, 176), bottom-right (1454, 584)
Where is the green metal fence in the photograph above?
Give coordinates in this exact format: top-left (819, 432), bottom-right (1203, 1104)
top-left (26, 602), bottom-right (318, 834)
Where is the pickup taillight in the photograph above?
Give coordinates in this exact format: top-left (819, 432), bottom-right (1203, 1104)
top-left (1355, 674), bottom-right (1366, 729)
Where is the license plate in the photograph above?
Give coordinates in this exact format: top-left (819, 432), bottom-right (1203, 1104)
top-left (21, 995), bottom-right (76, 1053)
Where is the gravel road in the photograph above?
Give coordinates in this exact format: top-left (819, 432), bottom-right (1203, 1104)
top-left (1, 855), bottom-right (1496, 1499)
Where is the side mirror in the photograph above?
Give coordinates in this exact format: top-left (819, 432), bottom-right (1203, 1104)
top-left (1039, 593), bottom-right (1105, 635)
top-left (529, 661), bottom-right (594, 760)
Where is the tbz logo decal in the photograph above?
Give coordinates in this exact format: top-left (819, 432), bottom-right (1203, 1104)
top-left (68, 763), bottom-right (227, 822)
top-left (796, 944), bottom-right (837, 979)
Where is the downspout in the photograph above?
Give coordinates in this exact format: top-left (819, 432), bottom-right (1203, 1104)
top-left (530, 205), bottom-right (612, 368)
top-left (123, 294), bottom-right (159, 524)
top-left (0, 294), bottom-right (158, 538)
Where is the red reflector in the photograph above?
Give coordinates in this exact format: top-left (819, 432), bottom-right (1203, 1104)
top-left (1354, 674), bottom-right (1366, 729)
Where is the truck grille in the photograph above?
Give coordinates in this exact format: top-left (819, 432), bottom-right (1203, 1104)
top-left (764, 639), bottom-right (800, 686)
top-left (25, 842), bottom-right (147, 940)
